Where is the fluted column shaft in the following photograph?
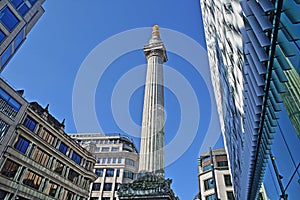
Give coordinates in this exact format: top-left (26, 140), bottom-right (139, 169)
top-left (139, 25), bottom-right (167, 177)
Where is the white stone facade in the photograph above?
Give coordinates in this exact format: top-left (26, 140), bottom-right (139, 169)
top-left (70, 133), bottom-right (139, 200)
top-left (198, 148), bottom-right (234, 200)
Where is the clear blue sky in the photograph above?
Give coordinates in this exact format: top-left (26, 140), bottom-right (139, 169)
top-left (2, 0), bottom-right (299, 199)
top-left (3, 1), bottom-right (222, 199)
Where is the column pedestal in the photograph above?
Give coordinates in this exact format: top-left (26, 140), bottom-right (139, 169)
top-left (118, 173), bottom-right (178, 200)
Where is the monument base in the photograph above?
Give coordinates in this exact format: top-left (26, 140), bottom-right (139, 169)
top-left (118, 173), bottom-right (179, 200)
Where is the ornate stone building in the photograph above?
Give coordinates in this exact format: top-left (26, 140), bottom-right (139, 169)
top-left (0, 78), bottom-right (97, 199)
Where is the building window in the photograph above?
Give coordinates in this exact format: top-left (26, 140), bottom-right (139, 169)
top-left (105, 169), bottom-right (114, 177)
top-left (0, 88), bottom-right (21, 119)
top-left (58, 142), bottom-right (68, 155)
top-left (45, 181), bottom-right (58, 197)
top-left (224, 175), bottom-right (232, 186)
top-left (1, 159), bottom-right (19, 178)
top-left (92, 183), bottom-right (101, 191)
top-left (112, 157), bottom-right (117, 163)
top-left (95, 147), bottom-right (100, 152)
top-left (23, 116), bottom-right (37, 132)
top-left (54, 160), bottom-right (64, 175)
top-left (62, 189), bottom-right (74, 200)
top-left (202, 156), bottom-right (210, 162)
top-left (90, 198), bottom-right (98, 200)
top-left (118, 157), bottom-right (123, 164)
top-left (205, 194), bottom-right (215, 200)
top-left (14, 136), bottom-right (29, 154)
top-left (71, 151), bottom-right (82, 165)
top-left (95, 168), bottom-right (103, 177)
top-left (203, 164), bottom-right (212, 172)
top-left (0, 190), bottom-right (8, 199)
top-left (125, 158), bottom-right (135, 166)
top-left (23, 170), bottom-right (42, 190)
top-left (0, 119), bottom-right (10, 142)
top-left (68, 169), bottom-right (79, 184)
top-left (103, 183), bottom-right (112, 191)
top-left (217, 161), bottom-right (228, 167)
top-left (18, 5), bottom-right (29, 16)
top-left (111, 147), bottom-right (119, 152)
top-left (107, 158), bottom-right (111, 164)
top-left (29, 0), bottom-right (37, 5)
top-left (102, 157), bottom-right (106, 164)
top-left (1, 44), bottom-right (12, 66)
top-left (204, 178), bottom-right (214, 190)
top-left (31, 148), bottom-right (50, 167)
top-left (0, 6), bottom-right (19, 31)
top-left (116, 169), bottom-right (120, 177)
top-left (227, 191), bottom-right (235, 200)
top-left (39, 129), bottom-right (55, 146)
top-left (0, 30), bottom-right (6, 44)
top-left (11, 0), bottom-right (37, 16)
top-left (123, 171), bottom-right (134, 179)
top-left (102, 147), bottom-right (109, 152)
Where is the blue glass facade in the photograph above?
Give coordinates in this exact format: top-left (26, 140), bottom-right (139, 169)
top-left (201, 0), bottom-right (300, 199)
top-left (241, 0), bottom-right (300, 199)
top-left (200, 0), bottom-right (245, 199)
top-left (0, 0), bottom-right (45, 72)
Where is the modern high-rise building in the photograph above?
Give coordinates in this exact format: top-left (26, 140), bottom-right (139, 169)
top-left (0, 78), bottom-right (97, 200)
top-left (69, 133), bottom-right (139, 200)
top-left (200, 0), bottom-right (300, 199)
top-left (200, 0), bottom-right (245, 199)
top-left (0, 0), bottom-right (45, 72)
top-left (197, 148), bottom-right (235, 200)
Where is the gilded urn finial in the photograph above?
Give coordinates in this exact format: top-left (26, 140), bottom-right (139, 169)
top-left (152, 25), bottom-right (160, 36)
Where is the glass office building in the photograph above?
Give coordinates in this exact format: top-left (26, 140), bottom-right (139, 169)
top-left (0, 0), bottom-right (45, 72)
top-left (241, 0), bottom-right (300, 199)
top-left (200, 0), bottom-right (245, 198)
top-left (200, 0), bottom-right (300, 199)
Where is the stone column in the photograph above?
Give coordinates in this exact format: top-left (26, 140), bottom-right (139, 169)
top-left (47, 156), bottom-right (53, 169)
top-left (37, 125), bottom-right (43, 136)
top-left (58, 187), bottom-right (65, 199)
top-left (38, 178), bottom-right (46, 192)
top-left (65, 167), bottom-right (70, 179)
top-left (51, 158), bottom-right (57, 170)
top-left (55, 185), bottom-right (61, 199)
top-left (42, 179), bottom-right (49, 193)
top-left (53, 137), bottom-right (58, 147)
top-left (139, 25), bottom-right (167, 177)
top-left (13, 165), bottom-right (24, 181)
top-left (26, 143), bottom-right (35, 157)
top-left (56, 140), bottom-right (61, 149)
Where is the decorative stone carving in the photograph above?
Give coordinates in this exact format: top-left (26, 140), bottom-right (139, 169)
top-left (118, 173), bottom-right (179, 200)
